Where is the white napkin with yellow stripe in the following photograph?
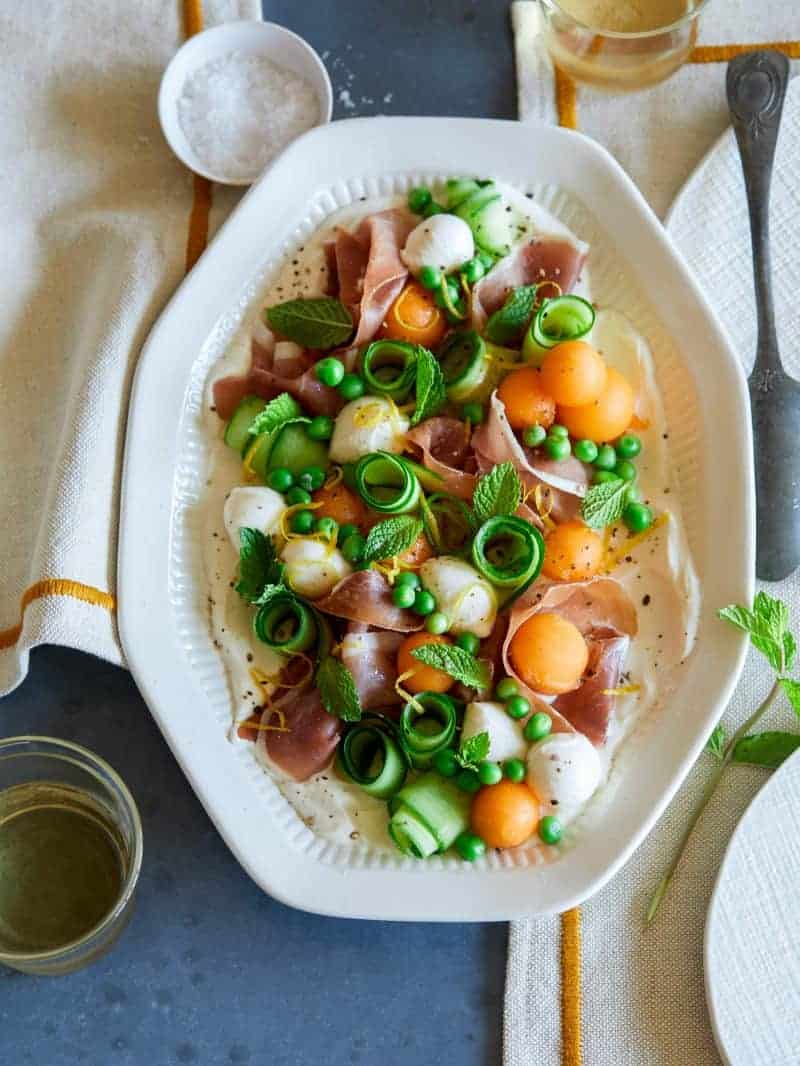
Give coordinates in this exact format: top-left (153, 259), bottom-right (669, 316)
top-left (0, 0), bottom-right (259, 695)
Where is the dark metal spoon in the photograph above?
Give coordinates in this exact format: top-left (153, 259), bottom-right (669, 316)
top-left (727, 50), bottom-right (797, 581)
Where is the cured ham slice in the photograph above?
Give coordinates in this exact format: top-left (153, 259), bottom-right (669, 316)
top-left (471, 237), bottom-right (587, 332)
top-left (340, 625), bottom-right (404, 711)
top-left (553, 631), bottom-right (629, 746)
top-left (259, 688), bottom-right (342, 782)
top-left (405, 417), bottom-right (477, 501)
top-left (316, 569), bottom-right (423, 633)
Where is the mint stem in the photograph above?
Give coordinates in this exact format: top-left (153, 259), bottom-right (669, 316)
top-left (645, 676), bottom-right (783, 924)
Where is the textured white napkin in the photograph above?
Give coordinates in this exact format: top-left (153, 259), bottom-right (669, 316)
top-left (508, 6), bottom-right (800, 1064)
top-left (0, 0), bottom-right (259, 695)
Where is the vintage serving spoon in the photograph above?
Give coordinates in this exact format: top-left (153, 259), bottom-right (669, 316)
top-left (727, 50), bottom-right (797, 581)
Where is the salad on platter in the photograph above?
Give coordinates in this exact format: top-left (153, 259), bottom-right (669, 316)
top-left (202, 177), bottom-right (700, 863)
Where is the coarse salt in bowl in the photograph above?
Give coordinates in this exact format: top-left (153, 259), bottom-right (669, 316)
top-left (159, 21), bottom-right (333, 186)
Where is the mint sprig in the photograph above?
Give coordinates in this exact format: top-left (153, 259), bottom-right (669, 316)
top-left (247, 393), bottom-right (301, 441)
top-left (410, 346), bottom-right (446, 427)
top-left (316, 656), bottom-right (362, 722)
top-left (235, 528), bottom-right (285, 603)
top-left (410, 642), bottom-right (490, 691)
top-left (266, 298), bottom-right (353, 349)
top-left (472, 461), bottom-right (522, 523)
top-left (580, 478), bottom-right (632, 530)
top-left (362, 516), bottom-right (423, 565)
top-left (485, 285), bottom-right (538, 346)
top-left (456, 731), bottom-right (490, 771)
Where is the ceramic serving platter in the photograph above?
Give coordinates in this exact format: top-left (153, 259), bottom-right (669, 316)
top-left (119, 117), bottom-right (754, 920)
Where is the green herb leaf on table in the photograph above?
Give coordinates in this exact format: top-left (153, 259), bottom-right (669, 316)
top-left (266, 298), bottom-right (353, 350)
top-left (246, 392), bottom-right (301, 441)
top-left (705, 723), bottom-right (726, 761)
top-left (472, 461), bottom-right (522, 523)
top-left (316, 656), bottom-right (362, 722)
top-left (485, 285), bottom-right (538, 346)
top-left (731, 731), bottom-right (800, 770)
top-left (362, 516), bottom-right (423, 565)
top-left (410, 642), bottom-right (490, 691)
top-left (779, 678), bottom-right (800, 717)
top-left (719, 591), bottom-right (795, 672)
top-left (235, 528), bottom-right (285, 603)
top-left (411, 346), bottom-right (447, 427)
top-left (457, 731), bottom-right (490, 771)
top-left (580, 478), bottom-right (631, 530)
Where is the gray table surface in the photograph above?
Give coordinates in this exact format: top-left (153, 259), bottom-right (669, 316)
top-left (1, 2), bottom-right (518, 1064)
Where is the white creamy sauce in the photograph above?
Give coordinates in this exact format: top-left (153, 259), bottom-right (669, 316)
top-left (200, 183), bottom-right (700, 853)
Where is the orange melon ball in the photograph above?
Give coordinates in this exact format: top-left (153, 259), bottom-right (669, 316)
top-left (470, 780), bottom-right (540, 849)
top-left (542, 521), bottom-right (604, 582)
top-left (396, 632), bottom-right (454, 695)
top-left (496, 367), bottom-right (556, 431)
top-left (508, 612), bottom-right (589, 696)
top-left (539, 340), bottom-right (607, 407)
top-left (557, 366), bottom-right (634, 443)
top-left (393, 532), bottom-right (435, 570)
top-left (312, 482), bottom-right (367, 530)
top-left (379, 282), bottom-right (447, 348)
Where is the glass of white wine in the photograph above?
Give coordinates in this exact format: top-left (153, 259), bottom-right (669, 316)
top-left (539, 0), bottom-right (711, 91)
top-left (0, 736), bottom-right (142, 975)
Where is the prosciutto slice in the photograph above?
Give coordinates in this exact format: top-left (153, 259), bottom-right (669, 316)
top-left (471, 237), bottom-right (587, 332)
top-left (316, 569), bottom-right (423, 633)
top-left (553, 631), bottom-right (629, 746)
top-left (340, 625), bottom-right (404, 711)
top-left (258, 688), bottom-right (341, 782)
top-left (405, 417), bottom-right (477, 501)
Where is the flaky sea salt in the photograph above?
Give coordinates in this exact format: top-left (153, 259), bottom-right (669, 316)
top-left (177, 50), bottom-right (320, 182)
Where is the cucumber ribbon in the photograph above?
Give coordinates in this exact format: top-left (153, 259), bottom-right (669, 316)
top-left (388, 773), bottom-right (471, 858)
top-left (471, 515), bottom-right (545, 596)
top-left (399, 693), bottom-right (458, 768)
top-left (354, 451), bottom-right (421, 514)
top-left (362, 340), bottom-right (418, 400)
top-left (421, 493), bottom-right (477, 556)
top-left (338, 714), bottom-right (409, 799)
top-left (523, 294), bottom-right (595, 363)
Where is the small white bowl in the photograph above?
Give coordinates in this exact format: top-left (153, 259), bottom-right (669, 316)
top-left (158, 20), bottom-right (333, 186)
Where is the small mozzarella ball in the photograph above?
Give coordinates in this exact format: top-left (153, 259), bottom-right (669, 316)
top-left (224, 486), bottom-right (286, 552)
top-left (401, 215), bottom-right (475, 277)
top-left (328, 396), bottom-right (409, 464)
top-left (281, 539), bottom-right (352, 599)
top-left (419, 557), bottom-right (497, 637)
top-left (526, 732), bottom-right (602, 826)
top-left (462, 701), bottom-right (528, 763)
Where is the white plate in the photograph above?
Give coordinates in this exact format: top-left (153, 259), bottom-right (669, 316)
top-left (119, 117), bottom-right (754, 920)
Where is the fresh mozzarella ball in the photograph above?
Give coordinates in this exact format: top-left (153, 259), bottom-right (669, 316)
top-left (526, 732), bottom-right (603, 826)
top-left (281, 539), bottom-right (352, 599)
top-left (224, 486), bottom-right (286, 552)
top-left (462, 701), bottom-right (528, 763)
top-left (419, 557), bottom-right (497, 637)
top-left (401, 214), bottom-right (475, 277)
top-left (328, 396), bottom-right (409, 464)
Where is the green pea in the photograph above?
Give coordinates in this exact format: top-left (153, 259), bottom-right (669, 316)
top-left (614, 460), bottom-right (636, 482)
top-left (544, 437), bottom-right (571, 462)
top-left (291, 509), bottom-right (315, 535)
top-left (396, 570), bottom-right (421, 589)
top-left (503, 758), bottom-right (526, 783)
top-left (495, 678), bottom-right (519, 701)
top-left (268, 467), bottom-right (293, 493)
top-left (573, 439), bottom-right (598, 464)
top-left (286, 486), bottom-right (312, 506)
top-left (616, 433), bottom-right (642, 459)
top-left (455, 831), bottom-right (487, 861)
top-left (307, 415), bottom-right (334, 441)
top-left (315, 356), bottom-right (345, 388)
top-left (298, 466), bottom-right (326, 492)
top-left (462, 257), bottom-right (485, 284)
top-left (419, 264), bottom-right (441, 290)
top-left (623, 502), bottom-right (653, 533)
top-left (505, 695), bottom-right (531, 720)
top-left (341, 532), bottom-right (366, 563)
top-left (626, 484), bottom-right (642, 503)
top-left (408, 186), bottom-right (432, 214)
top-left (477, 251), bottom-right (495, 271)
top-left (593, 469), bottom-right (621, 486)
top-left (538, 815), bottom-right (562, 845)
top-left (433, 748), bottom-right (459, 778)
top-left (426, 611), bottom-right (449, 635)
top-left (593, 443), bottom-right (617, 470)
top-left (423, 201), bottom-right (445, 218)
top-left (549, 424), bottom-right (569, 440)
top-left (413, 589), bottom-right (436, 616)
top-left (455, 769), bottom-right (482, 794)
top-left (392, 584), bottom-right (417, 609)
top-left (456, 631), bottom-right (480, 655)
top-left (523, 424), bottom-right (547, 448)
top-left (462, 402), bottom-right (484, 425)
top-left (478, 761), bottom-right (503, 786)
top-left (337, 523), bottom-right (359, 545)
top-left (338, 374), bottom-right (365, 401)
top-left (524, 711), bottom-right (553, 742)
top-left (315, 516), bottom-right (337, 539)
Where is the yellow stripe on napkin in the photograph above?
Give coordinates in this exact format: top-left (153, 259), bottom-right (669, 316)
top-left (561, 908), bottom-right (582, 1065)
top-left (0, 581), bottom-right (116, 650)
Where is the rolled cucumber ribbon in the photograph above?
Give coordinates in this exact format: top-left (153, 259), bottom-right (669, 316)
top-left (338, 714), bottom-right (409, 799)
top-left (361, 340), bottom-right (418, 400)
top-left (253, 591), bottom-right (318, 653)
top-left (522, 295), bottom-right (596, 364)
top-left (422, 492), bottom-right (477, 556)
top-left (354, 451), bottom-right (421, 514)
top-left (399, 693), bottom-right (458, 768)
top-left (471, 515), bottom-right (545, 596)
top-left (388, 772), bottom-right (472, 858)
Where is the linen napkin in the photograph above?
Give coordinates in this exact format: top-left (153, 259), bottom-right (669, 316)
top-left (507, 5), bottom-right (800, 1063)
top-left (0, 0), bottom-right (259, 696)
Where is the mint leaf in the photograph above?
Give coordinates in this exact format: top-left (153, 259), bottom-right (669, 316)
top-left (247, 392), bottom-right (301, 441)
top-left (411, 346), bottom-right (446, 427)
top-left (362, 516), bottom-right (423, 565)
top-left (235, 528), bottom-right (284, 603)
top-left (719, 593), bottom-right (793, 672)
top-left (266, 298), bottom-right (353, 349)
top-left (780, 678), bottom-right (800, 718)
top-left (732, 731), bottom-right (800, 770)
top-left (580, 478), bottom-right (631, 530)
top-left (473, 461), bottom-right (522, 523)
top-left (457, 731), bottom-right (490, 770)
top-left (485, 285), bottom-right (538, 346)
top-left (410, 643), bottom-right (490, 691)
top-left (705, 723), bottom-right (726, 760)
top-left (316, 656), bottom-right (362, 722)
